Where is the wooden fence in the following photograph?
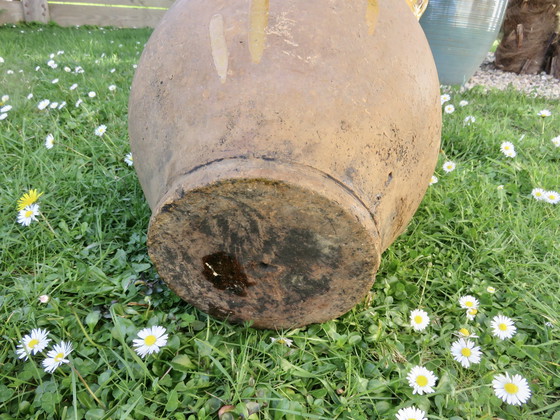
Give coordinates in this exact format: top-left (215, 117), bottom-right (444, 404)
top-left (0, 0), bottom-right (175, 28)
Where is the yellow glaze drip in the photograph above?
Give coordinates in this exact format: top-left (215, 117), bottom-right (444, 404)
top-left (209, 14), bottom-right (229, 83)
top-left (366, 0), bottom-right (379, 35)
top-left (249, 0), bottom-right (270, 63)
top-left (405, 0), bottom-right (429, 20)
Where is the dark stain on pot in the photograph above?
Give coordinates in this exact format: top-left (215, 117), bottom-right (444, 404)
top-left (202, 251), bottom-right (253, 296)
top-left (160, 202), bottom-right (176, 213)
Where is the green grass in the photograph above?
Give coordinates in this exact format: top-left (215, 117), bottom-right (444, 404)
top-left (1, 23), bottom-right (559, 420)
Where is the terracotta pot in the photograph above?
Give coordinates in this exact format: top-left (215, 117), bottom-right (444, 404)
top-left (129, 0), bottom-right (441, 329)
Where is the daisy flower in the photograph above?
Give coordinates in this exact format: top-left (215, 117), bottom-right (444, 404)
top-left (45, 133), bottom-right (54, 149)
top-left (0, 113), bottom-right (7, 121)
top-left (490, 315), bottom-right (517, 340)
top-left (88, 91), bottom-right (96, 98)
top-left (459, 295), bottom-right (479, 310)
top-left (440, 94), bottom-right (451, 105)
top-left (464, 115), bottom-right (475, 125)
top-left (455, 327), bottom-right (478, 339)
top-left (531, 188), bottom-right (545, 201)
top-left (444, 104), bottom-right (455, 114)
top-left (47, 59), bottom-right (57, 69)
top-left (38, 99), bottom-right (50, 110)
top-left (407, 366), bottom-right (438, 395)
top-left (69, 83), bottom-right (78, 90)
top-left (552, 136), bottom-right (560, 147)
top-left (42, 341), bottom-right (73, 373)
top-left (543, 190), bottom-right (559, 204)
top-left (409, 309), bottom-right (430, 331)
top-left (442, 161), bottom-right (456, 173)
top-left (451, 338), bottom-right (482, 368)
top-left (395, 406), bottom-right (427, 420)
top-left (466, 308), bottom-right (478, 321)
top-left (132, 326), bottom-right (168, 358)
top-left (538, 109), bottom-right (551, 118)
top-left (487, 286), bottom-right (496, 293)
top-left (497, 185), bottom-right (504, 190)
top-left (0, 56), bottom-right (4, 64)
top-left (1, 105), bottom-right (12, 113)
top-left (16, 328), bottom-right (50, 360)
top-left (27, 93), bottom-right (34, 100)
top-left (493, 373), bottom-right (531, 405)
top-left (500, 142), bottom-right (516, 158)
top-left (124, 152), bottom-right (134, 166)
top-left (270, 336), bottom-right (294, 347)
top-left (108, 84), bottom-right (117, 91)
top-left (49, 102), bottom-right (58, 109)
top-left (429, 175), bottom-right (438, 185)
top-left (94, 124), bottom-right (107, 137)
top-left (64, 66), bottom-right (71, 72)
top-left (1, 94), bottom-right (9, 103)
top-left (17, 189), bottom-right (43, 210)
top-left (51, 78), bottom-right (59, 84)
top-left (75, 98), bottom-right (83, 107)
top-left (38, 295), bottom-right (50, 303)
top-left (459, 100), bottom-right (469, 107)
top-left (17, 204), bottom-right (40, 226)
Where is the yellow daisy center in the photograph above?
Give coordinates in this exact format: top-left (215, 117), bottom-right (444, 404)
top-left (24, 210), bottom-right (33, 218)
top-left (498, 323), bottom-right (508, 331)
top-left (465, 301), bottom-right (474, 307)
top-left (504, 383), bottom-right (519, 395)
top-left (414, 315), bottom-right (423, 324)
top-left (461, 348), bottom-right (472, 357)
top-left (144, 335), bottom-right (157, 346)
top-left (28, 338), bottom-right (39, 349)
top-left (459, 328), bottom-right (470, 336)
top-left (415, 375), bottom-right (428, 387)
top-left (548, 194), bottom-right (556, 200)
top-left (504, 146), bottom-right (510, 150)
top-left (54, 352), bottom-right (65, 362)
top-left (535, 192), bottom-right (542, 197)
top-left (468, 309), bottom-right (478, 315)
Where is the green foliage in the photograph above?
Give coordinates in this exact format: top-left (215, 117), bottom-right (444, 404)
top-left (1, 23), bottom-right (559, 419)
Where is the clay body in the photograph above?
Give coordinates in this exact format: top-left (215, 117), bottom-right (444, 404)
top-left (129, 0), bottom-right (441, 328)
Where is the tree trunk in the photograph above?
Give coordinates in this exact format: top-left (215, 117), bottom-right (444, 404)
top-left (495, 0), bottom-right (560, 77)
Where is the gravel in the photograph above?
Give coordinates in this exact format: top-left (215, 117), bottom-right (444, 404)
top-left (462, 52), bottom-right (560, 100)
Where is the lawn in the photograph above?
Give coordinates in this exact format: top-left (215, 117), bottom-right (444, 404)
top-left (0, 23), bottom-right (559, 420)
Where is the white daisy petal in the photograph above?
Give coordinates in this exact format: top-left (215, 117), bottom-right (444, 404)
top-left (493, 373), bottom-right (531, 405)
top-left (490, 315), bottom-right (517, 340)
top-left (16, 328), bottom-right (51, 360)
top-left (409, 309), bottom-right (430, 331)
top-left (132, 325), bottom-right (168, 358)
top-left (395, 406), bottom-right (427, 420)
top-left (17, 204), bottom-right (40, 226)
top-left (42, 341), bottom-right (73, 373)
top-left (406, 365), bottom-right (438, 395)
top-left (451, 338), bottom-right (482, 368)
top-left (459, 295), bottom-right (479, 310)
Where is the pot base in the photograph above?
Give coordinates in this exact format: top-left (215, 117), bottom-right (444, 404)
top-left (148, 158), bottom-right (381, 329)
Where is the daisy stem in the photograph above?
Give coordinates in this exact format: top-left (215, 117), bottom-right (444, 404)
top-left (63, 144), bottom-right (89, 159)
top-left (40, 214), bottom-right (57, 236)
top-left (70, 364), bottom-right (107, 409)
top-left (71, 309), bottom-right (101, 348)
top-left (418, 264), bottom-right (431, 307)
top-left (71, 363), bottom-right (78, 420)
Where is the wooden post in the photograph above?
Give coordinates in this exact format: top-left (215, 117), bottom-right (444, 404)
top-left (22, 0), bottom-right (50, 24)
